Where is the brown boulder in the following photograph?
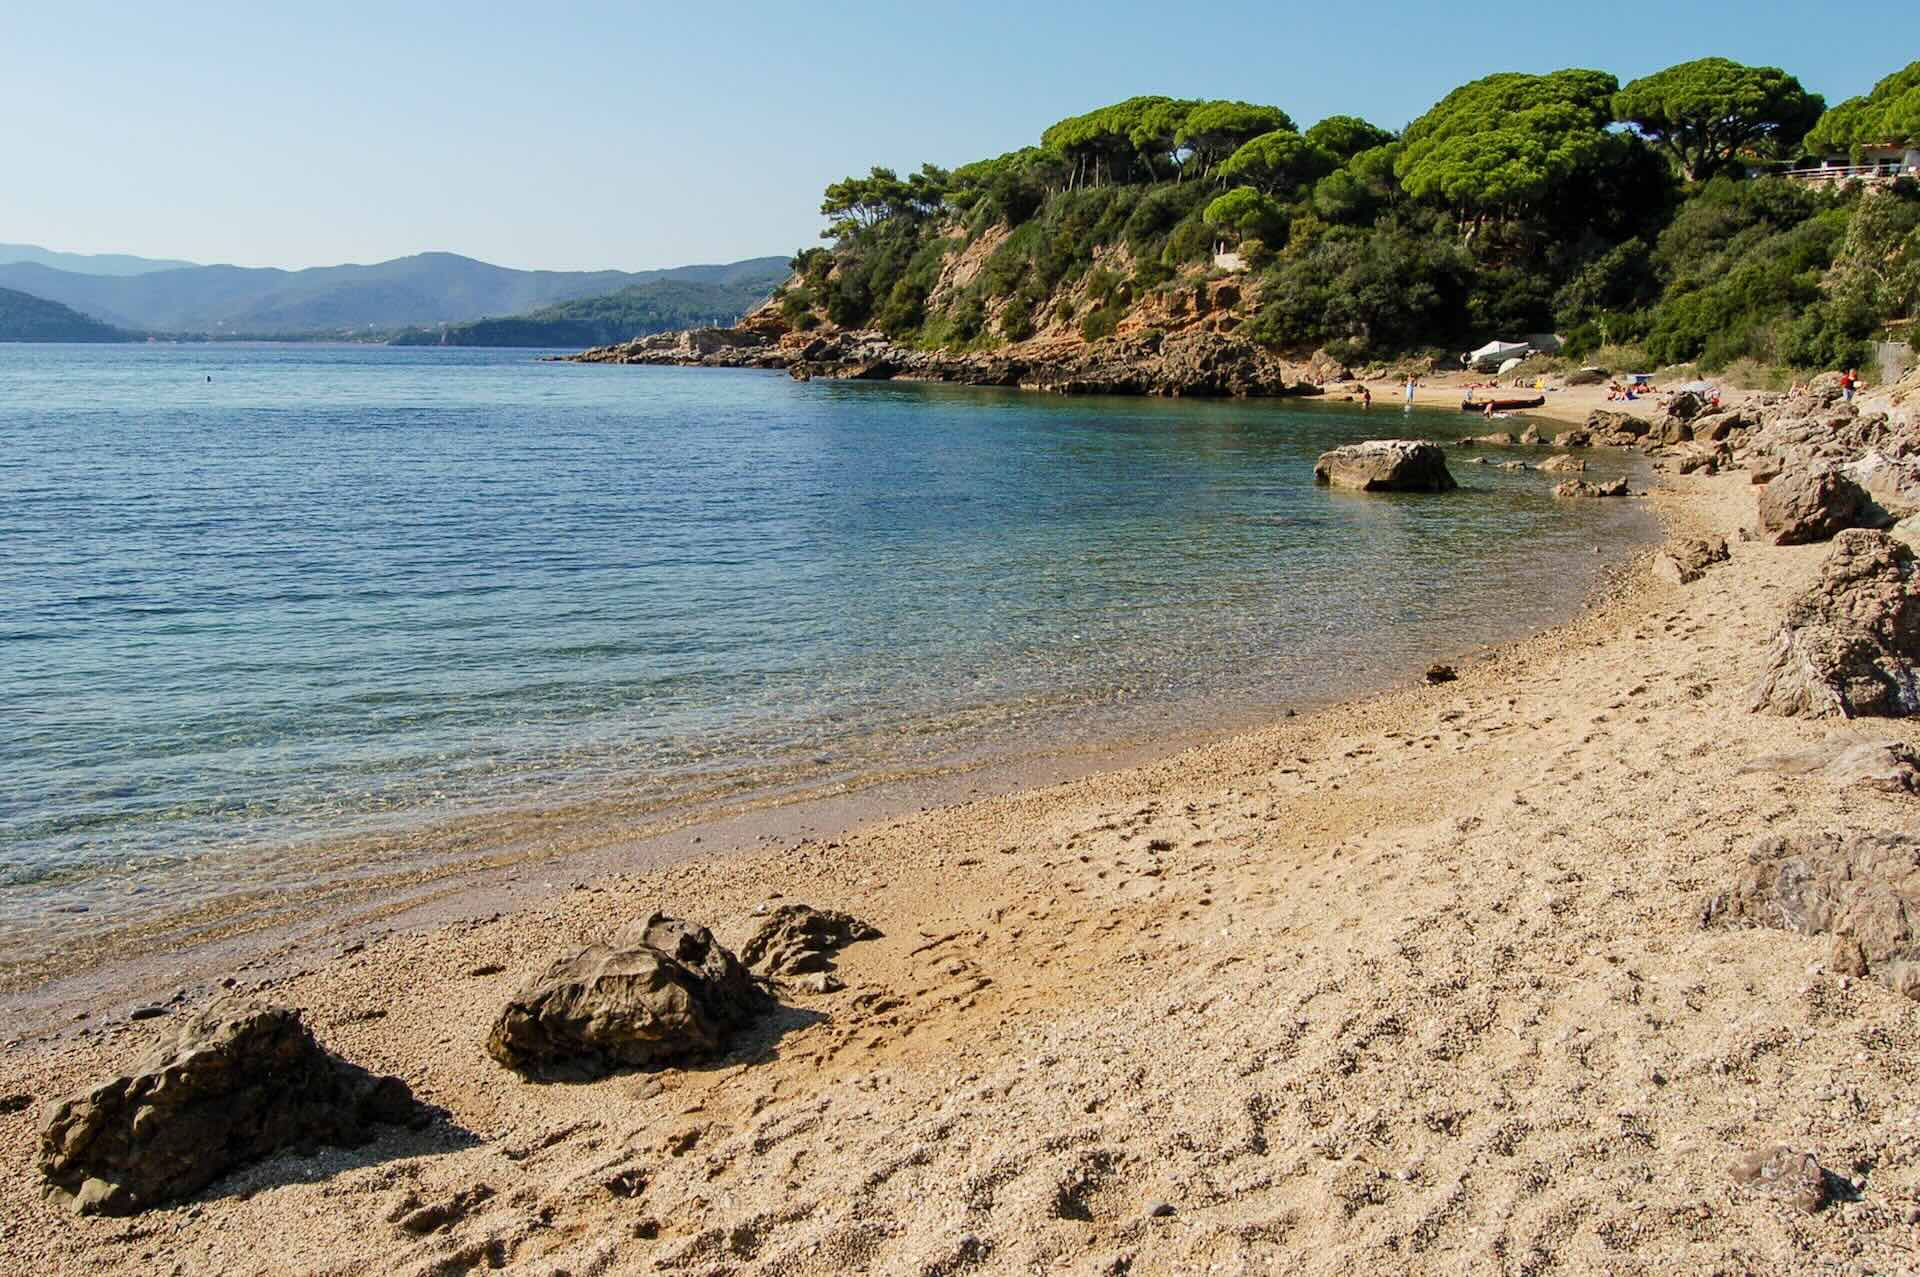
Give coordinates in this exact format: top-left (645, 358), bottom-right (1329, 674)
top-left (1749, 531), bottom-right (1920, 718)
top-left (1313, 440), bottom-right (1457, 493)
top-left (1537, 454), bottom-right (1587, 473)
top-left (740, 905), bottom-right (882, 978)
top-left (487, 914), bottom-right (767, 1079)
top-left (1755, 468), bottom-right (1875, 545)
top-left (38, 1001), bottom-right (423, 1216)
top-left (1743, 740), bottom-right (1920, 794)
top-left (1654, 535), bottom-right (1730, 585)
top-left (1552, 429), bottom-right (1592, 449)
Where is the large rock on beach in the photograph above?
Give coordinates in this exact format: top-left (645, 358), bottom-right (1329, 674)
top-left (1655, 535), bottom-right (1730, 585)
top-left (1584, 410), bottom-right (1651, 447)
top-left (1755, 468), bottom-right (1876, 545)
top-left (487, 914), bottom-right (767, 1079)
top-left (1704, 829), bottom-right (1920, 998)
top-left (740, 905), bottom-right (882, 978)
top-left (1313, 440), bottom-right (1456, 493)
top-left (1749, 530), bottom-right (1920, 719)
top-left (38, 1000), bottom-right (423, 1216)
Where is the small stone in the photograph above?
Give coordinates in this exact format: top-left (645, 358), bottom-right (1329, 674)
top-left (127, 1006), bottom-right (169, 1022)
top-left (1425, 664), bottom-right (1458, 685)
top-left (1146, 1201), bottom-right (1176, 1218)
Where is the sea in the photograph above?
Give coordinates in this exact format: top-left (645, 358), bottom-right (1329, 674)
top-left (0, 343), bottom-right (1654, 958)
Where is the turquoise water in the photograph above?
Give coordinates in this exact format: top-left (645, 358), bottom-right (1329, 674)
top-left (0, 344), bottom-right (1651, 940)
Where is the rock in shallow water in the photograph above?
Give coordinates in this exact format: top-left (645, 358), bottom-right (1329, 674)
top-left (38, 999), bottom-right (423, 1216)
top-left (1312, 440), bottom-right (1455, 493)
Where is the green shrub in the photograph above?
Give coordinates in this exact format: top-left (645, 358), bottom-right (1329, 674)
top-left (1080, 303), bottom-right (1122, 341)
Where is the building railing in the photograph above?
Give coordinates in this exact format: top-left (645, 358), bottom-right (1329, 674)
top-left (1782, 162), bottom-right (1918, 183)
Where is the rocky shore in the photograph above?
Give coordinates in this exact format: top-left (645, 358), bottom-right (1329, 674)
top-left (3, 373), bottom-right (1920, 1274)
top-left (565, 322), bottom-right (1330, 399)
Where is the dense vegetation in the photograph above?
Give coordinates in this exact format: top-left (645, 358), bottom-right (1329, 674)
top-left (780, 58), bottom-right (1920, 375)
top-left (0, 286), bottom-right (130, 342)
top-left (389, 263), bottom-right (788, 347)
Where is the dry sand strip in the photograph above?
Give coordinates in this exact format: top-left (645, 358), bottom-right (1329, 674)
top-left (4, 471), bottom-right (1920, 1276)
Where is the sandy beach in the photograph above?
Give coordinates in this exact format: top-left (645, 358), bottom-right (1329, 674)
top-left (4, 404), bottom-right (1919, 1274)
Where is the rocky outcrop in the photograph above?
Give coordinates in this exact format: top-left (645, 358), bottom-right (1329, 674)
top-left (1552, 429), bottom-right (1592, 449)
top-left (740, 905), bottom-right (882, 978)
top-left (1703, 829), bottom-right (1920, 998)
top-left (1303, 347), bottom-right (1352, 384)
top-left (1755, 468), bottom-right (1876, 545)
top-left (1537, 454), bottom-right (1587, 473)
top-left (567, 325), bottom-right (1323, 400)
top-left (1584, 411), bottom-right (1651, 447)
top-left (487, 914), bottom-right (768, 1079)
top-left (1749, 530), bottom-right (1920, 718)
top-left (1552, 478), bottom-right (1630, 498)
top-left (1841, 450), bottom-right (1920, 522)
top-left (38, 1001), bottom-right (423, 1216)
top-left (1313, 440), bottom-right (1456, 493)
top-left (1655, 535), bottom-right (1730, 585)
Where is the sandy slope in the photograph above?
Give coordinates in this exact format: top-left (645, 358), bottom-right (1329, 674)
top-left (3, 472), bottom-right (1919, 1276)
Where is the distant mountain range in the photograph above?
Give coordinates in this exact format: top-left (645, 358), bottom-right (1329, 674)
top-left (0, 243), bottom-right (199, 277)
top-left (0, 249), bottom-right (791, 339)
top-left (0, 286), bottom-right (131, 342)
top-left (389, 260), bottom-right (789, 347)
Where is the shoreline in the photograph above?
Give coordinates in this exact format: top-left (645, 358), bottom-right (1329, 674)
top-left (6, 385), bottom-right (1915, 1271)
top-left (0, 457), bottom-right (1652, 1021)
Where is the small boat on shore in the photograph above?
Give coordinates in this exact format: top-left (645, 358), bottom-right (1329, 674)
top-left (1460, 396), bottom-right (1545, 412)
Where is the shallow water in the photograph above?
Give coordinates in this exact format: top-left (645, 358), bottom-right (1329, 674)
top-left (0, 344), bottom-right (1653, 942)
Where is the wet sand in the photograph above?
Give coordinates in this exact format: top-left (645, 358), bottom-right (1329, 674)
top-left (4, 463), bottom-right (1918, 1274)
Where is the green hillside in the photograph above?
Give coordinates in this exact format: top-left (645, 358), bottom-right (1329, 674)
top-left (776, 57), bottom-right (1920, 375)
top-left (388, 264), bottom-right (788, 347)
top-left (0, 286), bottom-right (131, 342)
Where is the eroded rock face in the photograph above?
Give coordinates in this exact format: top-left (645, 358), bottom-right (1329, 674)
top-left (740, 905), bottom-right (882, 978)
top-left (1584, 410), bottom-right (1650, 447)
top-left (1755, 468), bottom-right (1875, 545)
top-left (1655, 535), bottom-right (1730, 585)
top-left (1313, 440), bottom-right (1456, 493)
top-left (487, 914), bottom-right (767, 1080)
top-left (1749, 531), bottom-right (1920, 718)
top-left (1704, 830), bottom-right (1920, 997)
top-left (38, 1001), bottom-right (422, 1216)
top-left (1743, 740), bottom-right (1920, 794)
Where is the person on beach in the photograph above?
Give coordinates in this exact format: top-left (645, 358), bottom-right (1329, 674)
top-left (1360, 384), bottom-right (1372, 410)
top-left (1483, 401), bottom-right (1495, 421)
top-left (1404, 375), bottom-right (1417, 409)
top-left (1842, 369), bottom-right (1859, 402)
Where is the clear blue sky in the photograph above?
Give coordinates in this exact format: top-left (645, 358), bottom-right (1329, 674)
top-left (3, 1), bottom-right (1903, 272)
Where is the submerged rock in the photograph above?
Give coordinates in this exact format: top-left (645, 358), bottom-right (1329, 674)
top-left (1749, 530), bottom-right (1920, 718)
top-left (1552, 478), bottom-right (1629, 498)
top-left (740, 905), bottom-right (882, 978)
top-left (1537, 454), bottom-right (1587, 473)
top-left (38, 1000), bottom-right (423, 1216)
top-left (487, 914), bottom-right (767, 1079)
top-left (1313, 440), bottom-right (1456, 493)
